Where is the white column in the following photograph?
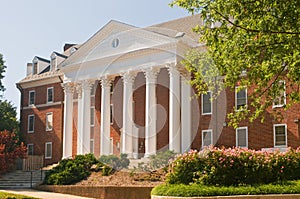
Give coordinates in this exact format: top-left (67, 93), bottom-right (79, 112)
top-left (62, 82), bottom-right (74, 159)
top-left (81, 80), bottom-right (93, 154)
top-left (181, 73), bottom-right (192, 152)
top-left (121, 71), bottom-right (137, 159)
top-left (100, 78), bottom-right (111, 156)
top-left (144, 67), bottom-right (160, 157)
top-left (167, 64), bottom-right (181, 153)
top-left (77, 84), bottom-right (84, 154)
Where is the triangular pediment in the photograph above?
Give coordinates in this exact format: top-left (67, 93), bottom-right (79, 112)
top-left (60, 20), bottom-right (176, 70)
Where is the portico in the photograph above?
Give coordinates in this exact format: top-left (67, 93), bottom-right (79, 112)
top-left (60, 20), bottom-right (195, 159)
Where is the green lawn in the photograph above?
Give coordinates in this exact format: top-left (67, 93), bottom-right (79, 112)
top-left (151, 180), bottom-right (300, 197)
top-left (0, 191), bottom-right (39, 199)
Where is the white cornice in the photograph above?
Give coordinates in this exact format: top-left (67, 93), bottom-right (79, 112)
top-left (17, 71), bottom-right (63, 89)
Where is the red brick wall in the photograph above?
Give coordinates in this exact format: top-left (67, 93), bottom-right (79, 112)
top-left (20, 81), bottom-right (64, 166)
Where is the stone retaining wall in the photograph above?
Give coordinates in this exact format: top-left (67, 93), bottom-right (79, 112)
top-left (152, 194), bottom-right (300, 199)
top-left (36, 185), bottom-right (154, 199)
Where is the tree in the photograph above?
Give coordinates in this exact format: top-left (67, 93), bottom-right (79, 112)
top-left (0, 100), bottom-right (19, 133)
top-left (0, 130), bottom-right (27, 173)
top-left (171, 0), bottom-right (300, 127)
top-left (0, 54), bottom-right (6, 97)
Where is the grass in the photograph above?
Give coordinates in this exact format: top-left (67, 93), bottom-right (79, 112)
top-left (151, 180), bottom-right (300, 197)
top-left (0, 191), bottom-right (39, 199)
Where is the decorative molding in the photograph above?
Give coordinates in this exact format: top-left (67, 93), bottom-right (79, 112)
top-left (62, 82), bottom-right (75, 94)
top-left (76, 83), bottom-right (82, 99)
top-left (121, 71), bottom-right (137, 84)
top-left (81, 79), bottom-right (94, 91)
top-left (143, 67), bottom-right (160, 84)
top-left (22, 101), bottom-right (63, 110)
top-left (166, 63), bottom-right (181, 78)
top-left (100, 77), bottom-right (113, 88)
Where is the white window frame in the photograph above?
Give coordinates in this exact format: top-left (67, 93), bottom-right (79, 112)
top-left (46, 112), bottom-right (53, 131)
top-left (272, 80), bottom-right (286, 108)
top-left (236, 127), bottom-right (248, 148)
top-left (27, 144), bottom-right (34, 155)
top-left (202, 129), bottom-right (213, 148)
top-left (28, 114), bottom-right (35, 133)
top-left (110, 138), bottom-right (114, 154)
top-left (235, 86), bottom-right (247, 111)
top-left (29, 90), bottom-right (35, 106)
top-left (274, 124), bottom-right (287, 148)
top-left (90, 106), bottom-right (95, 126)
top-left (45, 142), bottom-right (52, 159)
top-left (47, 87), bottom-right (54, 103)
top-left (110, 104), bottom-right (114, 124)
top-left (201, 91), bottom-right (212, 115)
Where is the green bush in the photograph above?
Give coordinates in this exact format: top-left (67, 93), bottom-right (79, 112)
top-left (166, 147), bottom-right (300, 186)
top-left (44, 154), bottom-right (98, 185)
top-left (99, 153), bottom-right (129, 170)
top-left (137, 150), bottom-right (177, 172)
top-left (151, 180), bottom-right (300, 197)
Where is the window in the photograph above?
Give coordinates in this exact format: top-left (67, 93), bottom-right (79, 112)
top-left (273, 80), bottom-right (286, 108)
top-left (33, 62), bottom-right (38, 74)
top-left (202, 91), bottom-right (212, 115)
top-left (90, 107), bottom-right (95, 126)
top-left (202, 130), bottom-right (212, 148)
top-left (27, 144), bottom-right (34, 155)
top-left (45, 142), bottom-right (52, 159)
top-left (28, 115), bottom-right (35, 133)
top-left (274, 124), bottom-right (287, 147)
top-left (46, 113), bottom-right (53, 131)
top-left (29, 91), bottom-right (35, 106)
top-left (236, 127), bottom-right (248, 148)
top-left (235, 87), bottom-right (247, 110)
top-left (90, 139), bottom-right (94, 154)
top-left (110, 104), bottom-right (113, 124)
top-left (47, 87), bottom-right (53, 103)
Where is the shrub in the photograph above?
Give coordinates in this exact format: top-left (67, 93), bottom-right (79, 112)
top-left (137, 150), bottom-right (177, 172)
top-left (44, 153), bottom-right (98, 185)
top-left (166, 147), bottom-right (300, 186)
top-left (99, 153), bottom-right (129, 170)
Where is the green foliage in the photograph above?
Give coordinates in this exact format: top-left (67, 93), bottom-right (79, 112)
top-left (44, 154), bottom-right (98, 185)
top-left (166, 147), bottom-right (300, 186)
top-left (0, 100), bottom-right (20, 134)
top-left (137, 150), bottom-right (177, 172)
top-left (0, 191), bottom-right (38, 199)
top-left (151, 180), bottom-right (300, 197)
top-left (99, 153), bottom-right (129, 171)
top-left (0, 54), bottom-right (6, 96)
top-left (0, 130), bottom-right (27, 173)
top-left (170, 0), bottom-right (300, 126)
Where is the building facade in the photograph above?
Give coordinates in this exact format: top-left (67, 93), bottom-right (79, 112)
top-left (17, 15), bottom-right (300, 165)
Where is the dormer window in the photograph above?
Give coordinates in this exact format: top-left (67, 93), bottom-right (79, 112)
top-left (70, 47), bottom-right (77, 54)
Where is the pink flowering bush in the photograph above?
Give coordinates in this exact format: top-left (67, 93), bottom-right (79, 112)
top-left (166, 147), bottom-right (300, 186)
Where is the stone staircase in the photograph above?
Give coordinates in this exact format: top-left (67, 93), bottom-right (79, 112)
top-left (0, 169), bottom-right (46, 189)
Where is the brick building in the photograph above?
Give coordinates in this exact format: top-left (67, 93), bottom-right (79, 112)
top-left (17, 15), bottom-right (300, 165)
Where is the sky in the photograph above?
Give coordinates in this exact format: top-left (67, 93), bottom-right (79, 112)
top-left (0, 0), bottom-right (189, 118)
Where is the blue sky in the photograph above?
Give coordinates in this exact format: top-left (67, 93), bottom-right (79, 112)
top-left (0, 0), bottom-right (189, 117)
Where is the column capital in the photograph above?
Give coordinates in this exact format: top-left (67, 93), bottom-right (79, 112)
top-left (81, 79), bottom-right (94, 90)
top-left (62, 82), bottom-right (75, 94)
top-left (100, 77), bottom-right (113, 87)
top-left (76, 84), bottom-right (82, 99)
top-left (166, 63), bottom-right (181, 78)
top-left (143, 67), bottom-right (160, 84)
top-left (121, 71), bottom-right (137, 84)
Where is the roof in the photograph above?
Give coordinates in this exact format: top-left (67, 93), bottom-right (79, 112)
top-left (35, 56), bottom-right (50, 63)
top-left (53, 51), bottom-right (68, 59)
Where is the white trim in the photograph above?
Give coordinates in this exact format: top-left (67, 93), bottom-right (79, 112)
top-left (22, 101), bottom-right (62, 110)
top-left (235, 86), bottom-right (247, 111)
top-left (273, 124), bottom-right (287, 147)
top-left (110, 138), bottom-right (114, 155)
top-left (45, 142), bottom-right (52, 159)
top-left (201, 91), bottom-right (212, 115)
top-left (90, 139), bottom-right (94, 154)
top-left (272, 80), bottom-right (286, 108)
top-left (29, 90), bottom-right (35, 106)
top-left (28, 114), bottom-right (35, 133)
top-left (202, 129), bottom-right (213, 148)
top-left (236, 126), bottom-right (248, 148)
top-left (46, 112), bottom-right (53, 131)
top-left (47, 87), bottom-right (54, 104)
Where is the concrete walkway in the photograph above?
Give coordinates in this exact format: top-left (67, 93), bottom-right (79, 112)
top-left (0, 189), bottom-right (95, 199)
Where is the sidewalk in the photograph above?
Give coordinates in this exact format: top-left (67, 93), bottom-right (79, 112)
top-left (0, 189), bottom-right (95, 199)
